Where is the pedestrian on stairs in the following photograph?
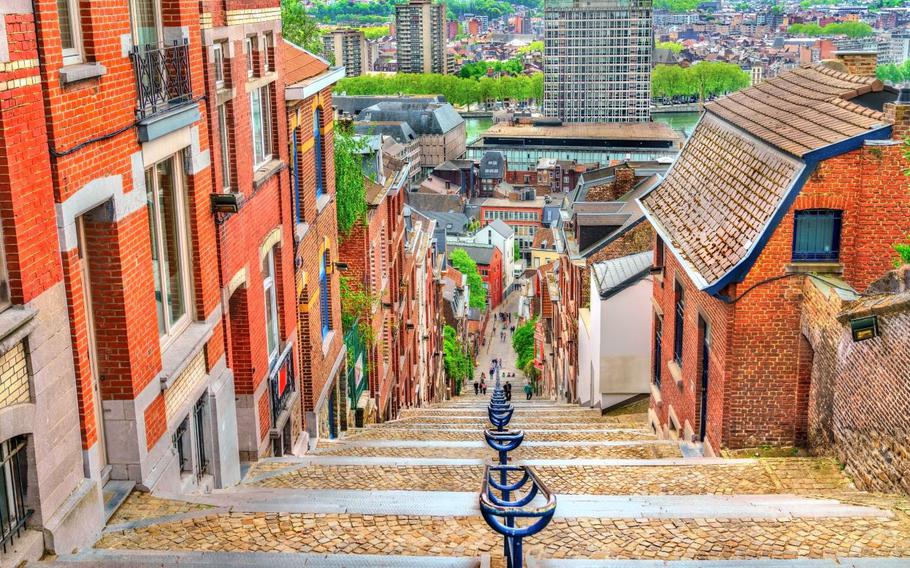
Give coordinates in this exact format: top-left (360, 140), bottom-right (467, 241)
top-left (524, 382), bottom-right (533, 400)
top-left (473, 380), bottom-right (479, 395)
top-left (481, 380), bottom-right (487, 395)
top-left (504, 381), bottom-right (512, 401)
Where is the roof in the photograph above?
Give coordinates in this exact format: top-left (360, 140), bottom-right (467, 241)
top-left (480, 151), bottom-right (506, 179)
top-left (532, 228), bottom-right (554, 249)
top-left (487, 219), bottom-right (514, 238)
top-left (704, 64), bottom-right (888, 157)
top-left (420, 210), bottom-right (471, 235)
top-left (592, 252), bottom-right (654, 299)
top-left (358, 102), bottom-right (465, 135)
top-left (639, 63), bottom-right (895, 294)
top-left (334, 95), bottom-right (446, 116)
top-left (473, 196), bottom-right (547, 208)
top-left (354, 121), bottom-right (418, 143)
top-left (449, 243), bottom-right (498, 265)
top-left (280, 40), bottom-right (329, 84)
top-left (405, 191), bottom-right (464, 213)
top-left (480, 121), bottom-right (682, 143)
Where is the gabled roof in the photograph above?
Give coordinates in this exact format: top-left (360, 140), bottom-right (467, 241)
top-left (639, 63), bottom-right (895, 295)
top-left (449, 243), bottom-right (497, 265)
top-left (480, 151), bottom-right (506, 179)
top-left (487, 219), bottom-right (513, 238)
top-left (592, 251), bottom-right (654, 300)
top-left (280, 40), bottom-right (329, 84)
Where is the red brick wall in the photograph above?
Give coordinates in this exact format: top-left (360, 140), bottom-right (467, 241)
top-left (144, 395), bottom-right (167, 450)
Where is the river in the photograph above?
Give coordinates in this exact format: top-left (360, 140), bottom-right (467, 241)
top-left (464, 111), bottom-right (701, 144)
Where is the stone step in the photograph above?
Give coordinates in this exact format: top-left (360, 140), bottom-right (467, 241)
top-left (525, 558), bottom-right (910, 568)
top-left (368, 422), bottom-right (646, 431)
top-left (345, 427), bottom-right (656, 442)
top-left (46, 550), bottom-right (485, 567)
top-left (310, 440), bottom-right (681, 460)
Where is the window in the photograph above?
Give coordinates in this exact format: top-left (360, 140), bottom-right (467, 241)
top-left (57, 0), bottom-right (83, 64)
top-left (653, 313), bottom-right (663, 386)
top-left (192, 395), bottom-right (208, 478)
top-left (314, 108), bottom-right (325, 197)
top-left (793, 209), bottom-right (842, 262)
top-left (147, 154), bottom-right (192, 342)
top-left (0, 436), bottom-right (29, 552)
top-left (245, 36), bottom-right (256, 77)
top-left (263, 246), bottom-right (279, 362)
top-left (673, 280), bottom-right (684, 366)
top-left (262, 33), bottom-right (273, 73)
top-left (320, 251), bottom-right (331, 338)
top-left (129, 0), bottom-right (162, 47)
top-left (291, 127), bottom-right (302, 222)
top-left (174, 417), bottom-right (191, 473)
top-left (655, 235), bottom-right (664, 268)
top-left (213, 42), bottom-right (225, 88)
top-left (250, 86), bottom-right (272, 169)
top-left (217, 105), bottom-right (231, 192)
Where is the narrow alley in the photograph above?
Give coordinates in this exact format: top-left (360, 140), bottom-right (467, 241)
top-left (45, 304), bottom-right (910, 567)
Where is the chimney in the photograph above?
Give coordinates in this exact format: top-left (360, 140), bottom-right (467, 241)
top-left (833, 51), bottom-right (878, 77)
top-left (884, 85), bottom-right (910, 140)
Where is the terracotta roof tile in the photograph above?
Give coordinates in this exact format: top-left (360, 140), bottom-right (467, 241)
top-left (704, 63), bottom-right (886, 157)
top-left (280, 40), bottom-right (329, 85)
top-left (640, 114), bottom-right (803, 287)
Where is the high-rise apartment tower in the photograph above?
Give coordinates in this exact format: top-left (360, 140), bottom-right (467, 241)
top-left (395, 0), bottom-right (448, 74)
top-left (543, 0), bottom-right (653, 122)
top-left (322, 29), bottom-right (370, 76)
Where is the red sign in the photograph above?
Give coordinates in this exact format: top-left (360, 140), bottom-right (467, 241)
top-left (278, 364), bottom-right (288, 396)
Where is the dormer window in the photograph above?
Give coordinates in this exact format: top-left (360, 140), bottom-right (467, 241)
top-left (792, 209), bottom-right (842, 262)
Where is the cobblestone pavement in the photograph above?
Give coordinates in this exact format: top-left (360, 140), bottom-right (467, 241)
top-left (83, 291), bottom-right (910, 565)
top-left (311, 443), bottom-right (682, 460)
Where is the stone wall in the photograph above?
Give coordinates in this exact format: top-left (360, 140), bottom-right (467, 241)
top-left (801, 268), bottom-right (910, 495)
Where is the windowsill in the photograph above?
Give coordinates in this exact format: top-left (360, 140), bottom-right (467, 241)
top-left (668, 360), bottom-right (683, 387)
top-left (0, 306), bottom-right (37, 356)
top-left (215, 86), bottom-right (235, 106)
top-left (650, 382), bottom-right (663, 406)
top-left (245, 72), bottom-right (278, 93)
top-left (159, 321), bottom-right (216, 390)
top-left (316, 193), bottom-right (334, 215)
top-left (785, 262), bottom-right (844, 275)
top-left (60, 62), bottom-right (107, 85)
top-left (321, 330), bottom-right (336, 358)
top-left (252, 159), bottom-right (286, 189)
top-left (653, 268), bottom-right (664, 285)
top-left (295, 222), bottom-right (311, 244)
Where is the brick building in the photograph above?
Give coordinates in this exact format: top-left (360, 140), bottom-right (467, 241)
top-left (447, 244), bottom-right (504, 308)
top-left (639, 57), bottom-right (910, 454)
top-left (282, 43), bottom-right (347, 446)
top-left (475, 196), bottom-right (547, 258)
top-left (338, 158), bottom-right (410, 421)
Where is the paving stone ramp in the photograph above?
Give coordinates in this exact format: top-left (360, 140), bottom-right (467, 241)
top-left (40, 392), bottom-right (910, 567)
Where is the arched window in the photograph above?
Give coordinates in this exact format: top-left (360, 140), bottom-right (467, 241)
top-left (314, 108), bottom-right (324, 198)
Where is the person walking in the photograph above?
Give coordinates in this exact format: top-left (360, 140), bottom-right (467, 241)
top-left (473, 380), bottom-right (480, 395)
top-left (504, 381), bottom-right (512, 401)
top-left (524, 382), bottom-right (533, 400)
top-left (481, 380), bottom-right (487, 395)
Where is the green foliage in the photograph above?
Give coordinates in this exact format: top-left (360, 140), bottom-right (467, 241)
top-left (458, 58), bottom-right (523, 79)
top-left (651, 62), bottom-right (750, 100)
top-left (335, 72), bottom-right (544, 106)
top-left (734, 1), bottom-right (749, 9)
top-left (512, 317), bottom-right (538, 373)
top-left (893, 235), bottom-right (910, 267)
top-left (307, 0), bottom-right (400, 25)
top-left (799, 0), bottom-right (838, 7)
top-left (360, 25), bottom-right (390, 40)
top-left (514, 241), bottom-right (521, 262)
top-left (339, 275), bottom-right (378, 342)
top-left (788, 21), bottom-right (873, 38)
top-left (869, 0), bottom-right (908, 9)
top-left (516, 41), bottom-right (545, 55)
top-left (653, 0), bottom-right (701, 12)
top-left (877, 61), bottom-right (910, 84)
top-left (449, 249), bottom-right (487, 309)
top-left (443, 325), bottom-right (473, 394)
top-left (334, 123), bottom-right (368, 236)
top-left (282, 0), bottom-right (324, 53)
top-left (656, 41), bottom-right (683, 55)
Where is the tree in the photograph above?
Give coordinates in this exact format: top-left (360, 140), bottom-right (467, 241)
top-left (334, 72), bottom-right (544, 106)
top-left (449, 249), bottom-right (488, 309)
top-left (281, 0), bottom-right (323, 53)
top-left (656, 41), bottom-right (683, 55)
top-left (878, 61), bottom-right (910, 84)
top-left (334, 123), bottom-right (368, 236)
top-left (788, 21), bottom-right (873, 38)
top-left (651, 62), bottom-right (750, 101)
top-left (513, 241), bottom-right (521, 262)
top-left (512, 317), bottom-right (537, 374)
top-left (443, 325), bottom-right (473, 394)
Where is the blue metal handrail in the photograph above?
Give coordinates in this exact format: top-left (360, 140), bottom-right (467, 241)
top-left (479, 464), bottom-right (556, 568)
top-left (484, 428), bottom-right (524, 465)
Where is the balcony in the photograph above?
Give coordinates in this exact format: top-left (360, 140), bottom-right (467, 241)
top-left (129, 40), bottom-right (200, 142)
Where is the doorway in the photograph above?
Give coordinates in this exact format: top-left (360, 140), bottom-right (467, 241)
top-left (698, 317), bottom-right (710, 442)
top-left (77, 215), bottom-right (110, 481)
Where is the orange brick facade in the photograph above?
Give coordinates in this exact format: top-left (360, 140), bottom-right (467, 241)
top-left (649, 132), bottom-right (910, 453)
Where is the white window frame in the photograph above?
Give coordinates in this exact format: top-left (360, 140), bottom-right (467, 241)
top-left (250, 85), bottom-right (273, 169)
top-left (147, 153), bottom-right (193, 345)
top-left (0, 218), bottom-right (10, 313)
top-left (245, 36), bottom-right (256, 77)
top-left (263, 247), bottom-right (280, 363)
top-left (262, 33), bottom-right (273, 73)
top-left (217, 104), bottom-right (231, 192)
top-left (128, 0), bottom-right (163, 48)
top-left (58, 0), bottom-right (84, 65)
top-left (213, 42), bottom-right (225, 88)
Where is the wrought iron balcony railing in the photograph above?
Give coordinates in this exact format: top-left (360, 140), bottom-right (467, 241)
top-left (129, 40), bottom-right (192, 120)
top-left (268, 344), bottom-right (295, 426)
